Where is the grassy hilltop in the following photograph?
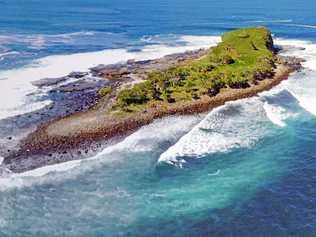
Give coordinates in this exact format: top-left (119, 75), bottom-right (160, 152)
top-left (107, 27), bottom-right (276, 113)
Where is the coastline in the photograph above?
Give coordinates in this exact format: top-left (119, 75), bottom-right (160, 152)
top-left (4, 56), bottom-right (301, 173)
top-left (2, 2), bottom-right (316, 236)
top-left (2, 27), bottom-right (304, 173)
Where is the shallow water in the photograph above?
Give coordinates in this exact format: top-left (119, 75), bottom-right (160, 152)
top-left (0, 0), bottom-right (316, 236)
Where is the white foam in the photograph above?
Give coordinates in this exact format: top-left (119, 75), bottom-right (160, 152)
top-left (180, 35), bottom-right (221, 47)
top-left (263, 102), bottom-right (288, 127)
top-left (3, 35), bottom-right (314, 186)
top-left (54, 31), bottom-right (96, 38)
top-left (0, 35), bottom-right (220, 120)
top-left (15, 159), bottom-right (82, 178)
top-left (0, 114), bottom-right (202, 190)
top-left (208, 170), bottom-right (221, 176)
top-left (0, 31), bottom-right (98, 49)
top-left (248, 19), bottom-right (293, 23)
top-left (157, 38), bottom-right (316, 166)
top-left (92, 114), bottom-right (203, 159)
top-left (0, 35), bottom-right (220, 190)
top-left (158, 98), bottom-right (268, 166)
top-left (274, 38), bottom-right (316, 116)
top-left (282, 76), bottom-right (316, 116)
top-left (284, 24), bottom-right (316, 29)
top-left (276, 38), bottom-right (316, 70)
top-left (0, 159), bottom-right (83, 191)
top-left (0, 51), bottom-right (19, 58)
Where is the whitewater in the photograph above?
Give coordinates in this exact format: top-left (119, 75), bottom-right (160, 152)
top-left (0, 35), bottom-right (220, 120)
top-left (0, 36), bottom-right (314, 189)
top-left (1, 0), bottom-right (316, 236)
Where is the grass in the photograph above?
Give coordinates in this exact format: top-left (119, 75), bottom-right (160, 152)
top-left (98, 87), bottom-right (112, 97)
top-left (113, 27), bottom-right (276, 112)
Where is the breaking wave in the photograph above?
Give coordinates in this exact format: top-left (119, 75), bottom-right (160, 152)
top-left (157, 38), bottom-right (316, 166)
top-left (0, 114), bottom-right (203, 190)
top-left (263, 102), bottom-right (294, 127)
top-left (1, 35), bottom-right (316, 187)
top-left (275, 38), bottom-right (316, 116)
top-left (158, 98), bottom-right (270, 166)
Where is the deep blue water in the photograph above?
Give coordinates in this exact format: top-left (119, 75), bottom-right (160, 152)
top-left (0, 0), bottom-right (316, 236)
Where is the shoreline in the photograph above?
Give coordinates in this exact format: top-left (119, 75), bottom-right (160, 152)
top-left (2, 26), bottom-right (305, 173)
top-left (4, 56), bottom-right (301, 173)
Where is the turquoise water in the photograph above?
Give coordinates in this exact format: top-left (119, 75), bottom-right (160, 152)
top-left (0, 0), bottom-right (316, 236)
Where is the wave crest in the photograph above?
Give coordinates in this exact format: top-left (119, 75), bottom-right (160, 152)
top-left (158, 98), bottom-right (269, 166)
top-left (275, 38), bottom-right (316, 116)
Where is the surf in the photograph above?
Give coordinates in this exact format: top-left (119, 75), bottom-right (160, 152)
top-left (275, 38), bottom-right (316, 116)
top-left (0, 35), bottom-right (220, 120)
top-left (158, 97), bottom-right (270, 166)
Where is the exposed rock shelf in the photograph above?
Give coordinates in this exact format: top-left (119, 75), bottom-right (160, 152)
top-left (2, 27), bottom-right (303, 173)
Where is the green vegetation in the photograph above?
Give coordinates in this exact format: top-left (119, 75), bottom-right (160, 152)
top-left (98, 87), bottom-right (112, 97)
top-left (114, 27), bottom-right (276, 112)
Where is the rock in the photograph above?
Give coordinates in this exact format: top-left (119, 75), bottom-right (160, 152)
top-left (208, 88), bottom-right (219, 97)
top-left (68, 71), bottom-right (89, 78)
top-left (127, 59), bottom-right (136, 64)
top-left (32, 76), bottom-right (69, 87)
top-left (99, 66), bottom-right (131, 80)
top-left (278, 56), bottom-right (304, 71)
top-left (134, 60), bottom-right (152, 65)
top-left (90, 64), bottom-right (106, 72)
top-left (90, 64), bottom-right (107, 76)
top-left (52, 79), bottom-right (108, 93)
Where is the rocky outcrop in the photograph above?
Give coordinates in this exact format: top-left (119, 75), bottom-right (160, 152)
top-left (2, 30), bottom-right (303, 173)
top-left (32, 76), bottom-right (69, 87)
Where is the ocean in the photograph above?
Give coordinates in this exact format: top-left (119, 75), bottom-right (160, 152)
top-left (0, 0), bottom-right (316, 236)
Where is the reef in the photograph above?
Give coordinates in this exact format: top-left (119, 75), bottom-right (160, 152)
top-left (2, 27), bottom-right (303, 172)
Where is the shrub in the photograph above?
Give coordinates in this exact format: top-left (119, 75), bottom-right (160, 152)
top-left (112, 27), bottom-right (276, 112)
top-left (210, 79), bottom-right (225, 91)
top-left (227, 76), bottom-right (250, 89)
top-left (98, 87), bottom-right (112, 97)
top-left (116, 82), bottom-right (152, 107)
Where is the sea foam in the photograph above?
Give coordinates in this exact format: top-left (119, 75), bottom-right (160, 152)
top-left (0, 35), bottom-right (220, 120)
top-left (275, 38), bottom-right (316, 116)
top-left (157, 38), bottom-right (316, 166)
top-left (263, 102), bottom-right (288, 127)
top-left (158, 98), bottom-right (269, 166)
top-left (2, 36), bottom-right (315, 185)
top-left (0, 114), bottom-right (203, 190)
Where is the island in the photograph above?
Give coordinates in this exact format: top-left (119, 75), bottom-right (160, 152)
top-left (3, 27), bottom-right (303, 172)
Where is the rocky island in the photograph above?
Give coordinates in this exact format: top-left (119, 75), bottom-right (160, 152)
top-left (3, 27), bottom-right (302, 172)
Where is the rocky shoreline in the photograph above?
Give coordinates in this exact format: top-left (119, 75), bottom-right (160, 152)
top-left (1, 40), bottom-right (303, 173)
top-left (0, 48), bottom-right (212, 172)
